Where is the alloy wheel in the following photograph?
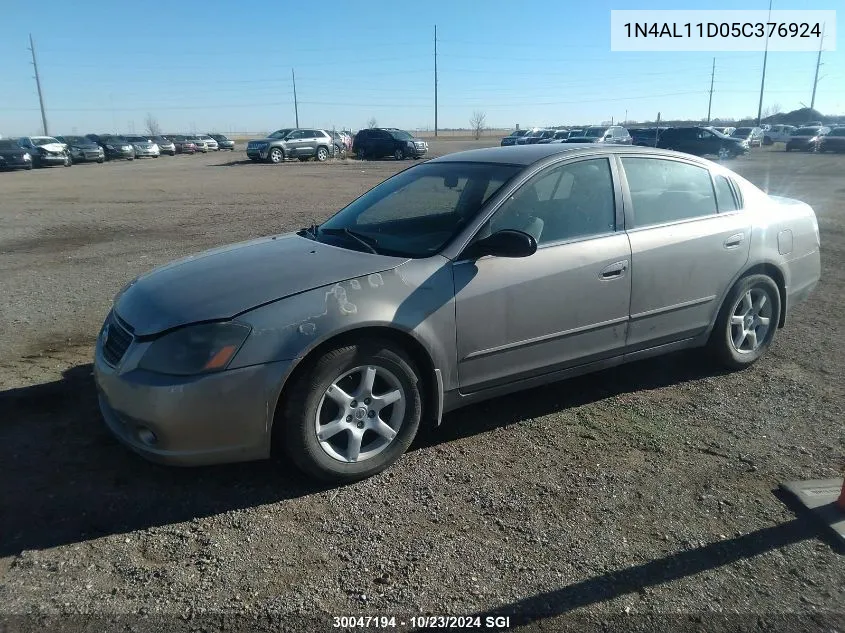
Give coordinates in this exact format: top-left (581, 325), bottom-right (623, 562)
top-left (314, 364), bottom-right (406, 463)
top-left (728, 287), bottom-right (774, 354)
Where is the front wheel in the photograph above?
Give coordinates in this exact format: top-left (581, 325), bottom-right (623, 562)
top-left (393, 147), bottom-right (406, 160)
top-left (708, 274), bottom-right (781, 370)
top-left (63, 154), bottom-right (73, 167)
top-left (267, 147), bottom-right (284, 164)
top-left (97, 157), bottom-right (104, 164)
top-left (279, 341), bottom-right (423, 482)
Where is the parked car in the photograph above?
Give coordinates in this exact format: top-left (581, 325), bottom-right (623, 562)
top-left (16, 136), bottom-right (72, 167)
top-left (208, 133), bottom-right (235, 150)
top-left (196, 134), bottom-right (219, 151)
top-left (627, 128), bottom-right (664, 147)
top-left (730, 127), bottom-right (764, 148)
top-left (518, 129), bottom-right (555, 145)
top-left (565, 126), bottom-right (632, 145)
top-left (500, 129), bottom-right (530, 146)
top-left (328, 131), bottom-right (347, 157)
top-left (186, 135), bottom-right (208, 152)
top-left (247, 128), bottom-right (337, 163)
top-left (656, 126), bottom-right (747, 158)
top-left (125, 135), bottom-right (160, 158)
top-left (96, 135), bottom-right (136, 160)
top-left (785, 126), bottom-right (829, 152)
top-left (538, 130), bottom-right (570, 144)
top-left (153, 136), bottom-right (176, 156)
top-left (0, 138), bottom-right (33, 170)
top-left (353, 128), bottom-right (428, 160)
top-left (762, 124), bottom-right (796, 145)
top-left (169, 135), bottom-right (198, 154)
top-left (94, 144), bottom-right (820, 482)
top-left (816, 127), bottom-right (845, 153)
top-left (55, 135), bottom-right (105, 163)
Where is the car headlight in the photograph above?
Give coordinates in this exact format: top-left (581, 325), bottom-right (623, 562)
top-left (138, 322), bottom-right (251, 376)
top-left (23, 153), bottom-right (31, 161)
top-left (740, 140), bottom-right (749, 148)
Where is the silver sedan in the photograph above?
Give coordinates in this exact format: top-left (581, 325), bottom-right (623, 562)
top-left (94, 144), bottom-right (821, 482)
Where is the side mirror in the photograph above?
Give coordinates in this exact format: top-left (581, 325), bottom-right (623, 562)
top-left (465, 229), bottom-right (537, 259)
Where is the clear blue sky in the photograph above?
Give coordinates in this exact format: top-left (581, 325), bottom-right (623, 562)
top-left (1, 0), bottom-right (841, 136)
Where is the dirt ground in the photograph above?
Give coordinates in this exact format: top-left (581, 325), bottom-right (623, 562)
top-left (0, 141), bottom-right (843, 632)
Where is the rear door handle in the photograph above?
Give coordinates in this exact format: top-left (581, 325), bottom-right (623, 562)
top-left (724, 233), bottom-right (745, 249)
top-left (599, 259), bottom-right (629, 280)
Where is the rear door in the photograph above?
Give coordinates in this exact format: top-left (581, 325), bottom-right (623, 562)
top-left (618, 155), bottom-right (751, 352)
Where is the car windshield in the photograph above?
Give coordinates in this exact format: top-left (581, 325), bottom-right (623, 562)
top-left (212, 134), bottom-right (229, 140)
top-left (583, 127), bottom-right (606, 138)
top-left (126, 136), bottom-right (148, 142)
top-left (389, 130), bottom-right (414, 140)
top-left (553, 131), bottom-right (568, 138)
top-left (794, 127), bottom-right (820, 135)
top-left (33, 137), bottom-right (60, 146)
top-left (312, 162), bottom-right (521, 258)
top-left (62, 136), bottom-right (88, 144)
top-left (153, 136), bottom-right (170, 142)
top-left (512, 130), bottom-right (528, 137)
top-left (527, 130), bottom-right (546, 137)
top-left (268, 129), bottom-right (292, 139)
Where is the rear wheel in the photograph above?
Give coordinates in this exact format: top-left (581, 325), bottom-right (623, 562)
top-left (357, 146), bottom-right (367, 160)
top-left (708, 274), bottom-right (781, 370)
top-left (279, 340), bottom-right (423, 482)
top-left (316, 146), bottom-right (329, 162)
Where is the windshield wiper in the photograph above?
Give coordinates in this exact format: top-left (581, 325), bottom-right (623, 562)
top-left (319, 227), bottom-right (379, 254)
top-left (302, 222), bottom-right (320, 239)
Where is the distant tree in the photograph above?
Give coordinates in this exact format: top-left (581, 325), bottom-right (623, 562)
top-left (367, 117), bottom-right (378, 129)
top-left (145, 113), bottom-right (161, 137)
top-left (470, 111), bottom-right (486, 139)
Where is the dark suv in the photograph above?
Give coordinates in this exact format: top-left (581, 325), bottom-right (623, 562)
top-left (656, 126), bottom-right (747, 158)
top-left (353, 128), bottom-right (428, 160)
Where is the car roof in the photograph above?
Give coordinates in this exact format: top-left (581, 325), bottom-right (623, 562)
top-left (430, 144), bottom-right (694, 166)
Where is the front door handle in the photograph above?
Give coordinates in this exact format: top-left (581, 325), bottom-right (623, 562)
top-left (724, 233), bottom-right (745, 249)
top-left (599, 259), bottom-right (629, 280)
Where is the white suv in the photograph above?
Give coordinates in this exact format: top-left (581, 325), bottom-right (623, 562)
top-left (763, 124), bottom-right (796, 145)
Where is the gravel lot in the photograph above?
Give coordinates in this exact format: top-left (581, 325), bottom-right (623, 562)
top-left (1, 142), bottom-right (843, 632)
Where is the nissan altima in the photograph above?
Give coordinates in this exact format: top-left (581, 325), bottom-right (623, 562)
top-left (94, 144), bottom-right (821, 482)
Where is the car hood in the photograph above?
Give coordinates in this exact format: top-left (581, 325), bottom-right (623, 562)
top-left (68, 142), bottom-right (100, 149)
top-left (36, 142), bottom-right (66, 152)
top-left (115, 233), bottom-right (409, 336)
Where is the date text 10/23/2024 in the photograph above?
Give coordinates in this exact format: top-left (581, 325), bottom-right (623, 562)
top-left (332, 615), bottom-right (512, 629)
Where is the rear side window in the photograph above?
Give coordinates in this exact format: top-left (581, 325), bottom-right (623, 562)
top-left (622, 158), bottom-right (717, 228)
top-left (714, 175), bottom-right (739, 211)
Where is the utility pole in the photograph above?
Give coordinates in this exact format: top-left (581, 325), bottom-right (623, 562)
top-left (28, 34), bottom-right (49, 136)
top-left (706, 57), bottom-right (715, 122)
top-left (292, 68), bottom-right (299, 127)
top-left (434, 25), bottom-right (438, 137)
top-left (810, 23), bottom-right (825, 111)
top-left (756, 0), bottom-right (773, 126)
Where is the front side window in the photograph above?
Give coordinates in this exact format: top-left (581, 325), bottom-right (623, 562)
top-left (486, 158), bottom-right (616, 245)
top-left (315, 162), bottom-right (520, 257)
top-left (622, 158), bottom-right (718, 228)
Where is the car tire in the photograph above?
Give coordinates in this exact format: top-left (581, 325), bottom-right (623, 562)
top-left (393, 147), bottom-right (405, 160)
top-left (356, 147), bottom-right (367, 160)
top-left (316, 146), bottom-right (329, 162)
top-left (279, 340), bottom-right (423, 483)
top-left (97, 157), bottom-right (104, 163)
top-left (708, 274), bottom-right (781, 370)
top-left (63, 154), bottom-right (73, 167)
top-left (267, 147), bottom-right (284, 164)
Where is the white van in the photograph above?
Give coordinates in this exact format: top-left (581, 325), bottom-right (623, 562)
top-left (763, 124), bottom-right (796, 145)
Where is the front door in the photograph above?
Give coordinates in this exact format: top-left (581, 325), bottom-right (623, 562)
top-left (619, 155), bottom-right (751, 351)
top-left (453, 157), bottom-right (632, 393)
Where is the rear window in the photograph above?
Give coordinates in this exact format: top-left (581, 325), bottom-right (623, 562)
top-left (714, 176), bottom-right (739, 212)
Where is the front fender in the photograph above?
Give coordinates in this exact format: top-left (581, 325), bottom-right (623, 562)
top-left (229, 257), bottom-right (457, 390)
